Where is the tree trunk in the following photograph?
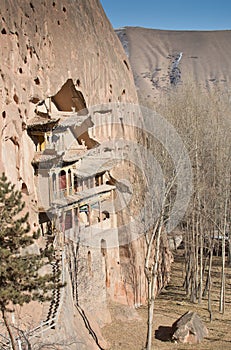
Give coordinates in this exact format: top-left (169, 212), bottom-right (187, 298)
top-left (1, 307), bottom-right (17, 350)
top-left (145, 222), bottom-right (162, 350)
top-left (208, 248), bottom-right (213, 321)
top-left (219, 196), bottom-right (228, 314)
top-left (146, 290), bottom-right (154, 350)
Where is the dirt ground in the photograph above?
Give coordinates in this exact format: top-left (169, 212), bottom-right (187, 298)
top-left (102, 252), bottom-right (231, 350)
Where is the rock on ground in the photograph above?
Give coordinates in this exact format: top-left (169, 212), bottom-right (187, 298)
top-left (171, 311), bottom-right (208, 344)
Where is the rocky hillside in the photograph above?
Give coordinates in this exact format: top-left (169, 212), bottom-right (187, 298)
top-left (116, 27), bottom-right (231, 103)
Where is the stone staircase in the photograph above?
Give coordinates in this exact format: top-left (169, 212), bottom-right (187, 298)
top-left (44, 258), bottom-right (62, 327)
top-left (0, 333), bottom-right (10, 349)
top-left (0, 244), bottom-right (66, 349)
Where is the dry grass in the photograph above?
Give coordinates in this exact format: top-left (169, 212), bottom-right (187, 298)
top-left (102, 251), bottom-right (231, 350)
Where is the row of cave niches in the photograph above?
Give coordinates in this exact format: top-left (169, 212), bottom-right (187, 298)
top-left (1, 2), bottom-right (67, 34)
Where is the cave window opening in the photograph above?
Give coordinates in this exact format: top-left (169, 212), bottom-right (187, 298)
top-left (51, 78), bottom-right (87, 113)
top-left (21, 183), bottom-right (29, 195)
top-left (1, 28), bottom-right (6, 34)
top-left (34, 77), bottom-right (40, 85)
top-left (13, 94), bottom-right (19, 104)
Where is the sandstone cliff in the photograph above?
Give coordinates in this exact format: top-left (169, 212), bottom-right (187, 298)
top-left (0, 2), bottom-right (173, 349)
top-left (0, 1), bottom-right (140, 348)
top-left (0, 0), bottom-right (136, 193)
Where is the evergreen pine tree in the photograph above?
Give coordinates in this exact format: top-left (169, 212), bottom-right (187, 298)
top-left (0, 173), bottom-right (61, 349)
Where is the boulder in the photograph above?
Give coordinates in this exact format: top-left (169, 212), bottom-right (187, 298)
top-left (171, 311), bottom-right (208, 344)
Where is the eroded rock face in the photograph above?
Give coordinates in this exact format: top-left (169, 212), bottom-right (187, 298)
top-left (0, 0), bottom-right (138, 346)
top-left (0, 0), bottom-right (136, 194)
top-left (172, 311), bottom-right (209, 344)
top-left (0, 1), bottom-right (174, 347)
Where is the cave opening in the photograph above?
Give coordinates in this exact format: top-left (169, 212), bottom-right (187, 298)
top-left (51, 78), bottom-right (87, 114)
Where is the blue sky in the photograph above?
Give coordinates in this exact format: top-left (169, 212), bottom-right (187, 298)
top-left (100, 0), bottom-right (231, 30)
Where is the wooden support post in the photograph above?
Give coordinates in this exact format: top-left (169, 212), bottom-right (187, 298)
top-left (66, 170), bottom-right (69, 196)
top-left (88, 204), bottom-right (92, 226)
top-left (56, 172), bottom-right (60, 199)
top-left (99, 201), bottom-right (103, 226)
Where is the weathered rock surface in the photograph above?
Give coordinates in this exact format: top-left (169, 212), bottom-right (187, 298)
top-left (171, 311), bottom-right (209, 344)
top-left (0, 0), bottom-right (138, 347)
top-left (0, 0), bottom-right (137, 196)
top-left (0, 1), bottom-right (174, 348)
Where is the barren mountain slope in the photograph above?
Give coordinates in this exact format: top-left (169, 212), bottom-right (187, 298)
top-left (117, 27), bottom-right (231, 103)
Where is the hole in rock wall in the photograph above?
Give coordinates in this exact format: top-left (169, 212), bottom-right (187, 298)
top-left (30, 2), bottom-right (35, 11)
top-left (30, 97), bottom-right (40, 104)
top-left (19, 68), bottom-right (23, 74)
top-left (76, 79), bottom-right (80, 87)
top-left (29, 80), bottom-right (96, 149)
top-left (13, 94), bottom-right (19, 104)
top-left (123, 60), bottom-right (129, 70)
top-left (63, 7), bottom-right (66, 13)
top-left (1, 28), bottom-right (6, 34)
top-left (22, 122), bottom-right (27, 131)
top-left (34, 77), bottom-right (40, 85)
top-left (57, 20), bottom-right (60, 26)
top-left (2, 111), bottom-right (6, 118)
top-left (21, 182), bottom-right (29, 195)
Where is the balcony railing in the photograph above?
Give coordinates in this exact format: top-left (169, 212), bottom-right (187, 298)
top-left (53, 187), bottom-right (74, 201)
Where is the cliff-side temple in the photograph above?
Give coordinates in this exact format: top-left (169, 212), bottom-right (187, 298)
top-left (0, 1), bottom-right (173, 348)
